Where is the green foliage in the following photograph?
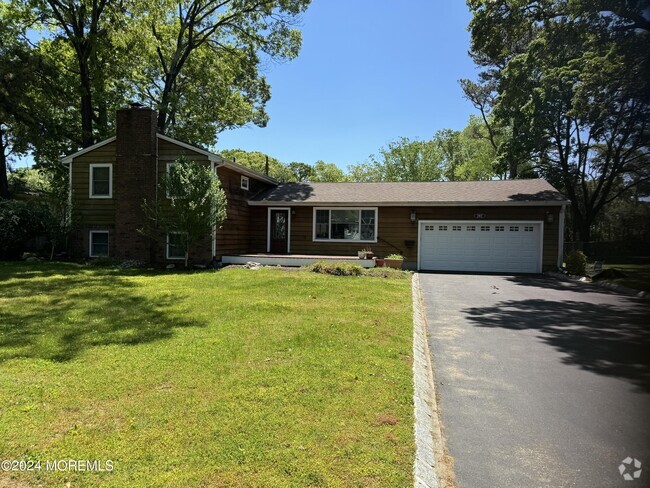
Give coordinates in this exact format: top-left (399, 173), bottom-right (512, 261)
top-left (2, 0), bottom-right (312, 156)
top-left (220, 149), bottom-right (293, 181)
top-left (565, 250), bottom-right (588, 276)
top-left (385, 254), bottom-right (404, 260)
top-left (363, 267), bottom-right (412, 279)
top-left (348, 137), bottom-right (443, 182)
top-left (142, 157), bottom-right (227, 267)
top-left (0, 199), bottom-right (47, 259)
top-left (466, 0), bottom-right (650, 241)
top-left (307, 261), bottom-right (364, 276)
top-left (310, 160), bottom-right (349, 182)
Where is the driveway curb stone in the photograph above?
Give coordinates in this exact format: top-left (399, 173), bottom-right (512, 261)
top-left (412, 273), bottom-right (443, 488)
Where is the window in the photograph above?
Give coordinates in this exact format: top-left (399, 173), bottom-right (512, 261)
top-left (481, 225), bottom-right (490, 231)
top-left (452, 225), bottom-right (461, 231)
top-left (510, 226), bottom-right (519, 232)
top-left (241, 175), bottom-right (250, 190)
top-left (424, 225), bottom-right (435, 231)
top-left (524, 226), bottom-right (534, 232)
top-left (166, 232), bottom-right (185, 259)
top-left (89, 231), bottom-right (109, 257)
top-left (495, 226), bottom-right (505, 231)
top-left (313, 208), bottom-right (377, 242)
top-left (438, 225), bottom-right (448, 231)
top-left (466, 225), bottom-right (476, 231)
top-left (89, 164), bottom-right (112, 198)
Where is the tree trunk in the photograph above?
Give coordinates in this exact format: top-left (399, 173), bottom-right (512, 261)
top-left (0, 127), bottom-right (10, 199)
top-left (79, 57), bottom-right (94, 148)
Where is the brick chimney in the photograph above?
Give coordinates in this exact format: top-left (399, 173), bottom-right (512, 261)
top-left (114, 104), bottom-right (158, 262)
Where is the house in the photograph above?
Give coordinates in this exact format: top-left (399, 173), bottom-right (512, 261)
top-left (64, 105), bottom-right (569, 273)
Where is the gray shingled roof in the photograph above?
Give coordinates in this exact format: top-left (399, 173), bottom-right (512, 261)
top-left (249, 179), bottom-right (568, 206)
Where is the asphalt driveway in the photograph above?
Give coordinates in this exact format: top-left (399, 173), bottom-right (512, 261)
top-left (420, 273), bottom-right (650, 488)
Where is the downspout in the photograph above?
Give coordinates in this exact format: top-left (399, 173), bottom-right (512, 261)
top-left (557, 204), bottom-right (566, 269)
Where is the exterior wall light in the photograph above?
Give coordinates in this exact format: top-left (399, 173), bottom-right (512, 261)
top-left (410, 210), bottom-right (416, 222)
top-left (546, 212), bottom-right (554, 224)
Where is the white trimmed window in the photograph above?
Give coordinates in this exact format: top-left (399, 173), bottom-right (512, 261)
top-left (166, 232), bottom-right (185, 260)
top-left (89, 231), bottom-right (109, 257)
top-left (313, 208), bottom-right (377, 242)
top-left (241, 175), bottom-right (250, 190)
top-left (89, 164), bottom-right (112, 198)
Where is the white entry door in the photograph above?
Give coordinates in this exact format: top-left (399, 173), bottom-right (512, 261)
top-left (418, 221), bottom-right (543, 273)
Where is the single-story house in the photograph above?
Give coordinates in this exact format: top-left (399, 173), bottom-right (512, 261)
top-left (63, 105), bottom-right (569, 272)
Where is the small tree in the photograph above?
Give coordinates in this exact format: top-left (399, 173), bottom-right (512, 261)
top-left (142, 157), bottom-right (227, 268)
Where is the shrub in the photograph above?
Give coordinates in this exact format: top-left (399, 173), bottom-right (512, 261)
top-left (565, 250), bottom-right (587, 276)
top-left (307, 261), bottom-right (364, 276)
top-left (385, 253), bottom-right (404, 260)
top-left (363, 268), bottom-right (412, 279)
top-left (0, 199), bottom-right (49, 259)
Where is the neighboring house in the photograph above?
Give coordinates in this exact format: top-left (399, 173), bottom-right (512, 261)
top-left (64, 105), bottom-right (569, 272)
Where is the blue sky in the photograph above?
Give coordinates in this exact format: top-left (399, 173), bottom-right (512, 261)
top-left (216, 0), bottom-right (480, 169)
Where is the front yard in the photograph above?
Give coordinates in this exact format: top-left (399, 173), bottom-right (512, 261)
top-left (0, 263), bottom-right (413, 487)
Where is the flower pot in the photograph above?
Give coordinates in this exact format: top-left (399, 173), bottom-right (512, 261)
top-left (365, 252), bottom-right (374, 259)
top-left (384, 258), bottom-right (403, 269)
top-left (358, 251), bottom-right (366, 259)
top-left (374, 258), bottom-right (385, 268)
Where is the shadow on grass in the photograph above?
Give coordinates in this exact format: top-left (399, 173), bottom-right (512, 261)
top-left (0, 263), bottom-right (207, 363)
top-left (463, 297), bottom-right (650, 392)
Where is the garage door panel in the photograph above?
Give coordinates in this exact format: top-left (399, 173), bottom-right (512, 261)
top-left (419, 221), bottom-right (541, 273)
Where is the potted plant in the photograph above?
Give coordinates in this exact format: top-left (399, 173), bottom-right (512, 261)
top-left (358, 248), bottom-right (374, 259)
top-left (374, 257), bottom-right (385, 268)
top-left (384, 253), bottom-right (404, 269)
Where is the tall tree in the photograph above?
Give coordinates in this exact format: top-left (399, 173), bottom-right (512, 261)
top-left (219, 148), bottom-right (293, 181)
top-left (138, 0), bottom-right (310, 143)
top-left (348, 137), bottom-right (444, 182)
top-left (466, 0), bottom-right (650, 243)
top-left (310, 160), bottom-right (349, 182)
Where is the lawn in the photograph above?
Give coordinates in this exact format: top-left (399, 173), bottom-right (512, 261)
top-left (600, 263), bottom-right (650, 293)
top-left (0, 263), bottom-right (414, 487)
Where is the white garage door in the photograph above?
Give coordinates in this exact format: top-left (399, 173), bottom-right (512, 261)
top-left (419, 221), bottom-right (542, 273)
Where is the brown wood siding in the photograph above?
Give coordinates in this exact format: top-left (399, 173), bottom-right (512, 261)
top-left (249, 205), bottom-right (561, 270)
top-left (216, 166), bottom-right (273, 257)
top-left (70, 141), bottom-right (117, 226)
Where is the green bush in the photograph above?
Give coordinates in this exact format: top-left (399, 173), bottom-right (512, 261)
top-left (385, 253), bottom-right (404, 260)
top-left (363, 267), bottom-right (412, 279)
top-left (0, 199), bottom-right (49, 259)
top-left (565, 250), bottom-right (587, 276)
top-left (307, 261), bottom-right (364, 276)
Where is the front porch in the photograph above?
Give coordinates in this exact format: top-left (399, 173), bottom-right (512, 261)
top-left (221, 253), bottom-right (376, 268)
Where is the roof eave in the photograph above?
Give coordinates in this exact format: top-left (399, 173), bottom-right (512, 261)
top-left (61, 136), bottom-right (117, 164)
top-left (248, 200), bottom-right (570, 207)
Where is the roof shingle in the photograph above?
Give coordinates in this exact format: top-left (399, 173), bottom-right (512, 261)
top-left (249, 179), bottom-right (568, 206)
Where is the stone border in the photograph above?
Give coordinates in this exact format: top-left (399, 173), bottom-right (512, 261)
top-left (545, 271), bottom-right (648, 299)
top-left (412, 273), bottom-right (444, 488)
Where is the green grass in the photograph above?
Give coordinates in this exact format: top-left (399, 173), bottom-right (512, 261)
top-left (601, 263), bottom-right (650, 293)
top-left (0, 263), bottom-right (414, 487)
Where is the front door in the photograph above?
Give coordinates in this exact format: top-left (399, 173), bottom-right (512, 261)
top-left (270, 209), bottom-right (289, 253)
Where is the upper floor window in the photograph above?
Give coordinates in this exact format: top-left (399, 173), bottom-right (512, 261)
top-left (241, 175), bottom-right (250, 190)
top-left (89, 164), bottom-right (112, 198)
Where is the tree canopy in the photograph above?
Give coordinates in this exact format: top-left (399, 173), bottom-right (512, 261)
top-left (1, 0), bottom-right (311, 165)
top-left (465, 0), bottom-right (650, 242)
